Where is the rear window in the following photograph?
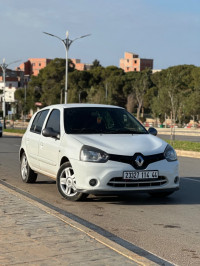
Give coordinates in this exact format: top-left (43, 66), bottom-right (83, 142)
top-left (30, 110), bottom-right (49, 134)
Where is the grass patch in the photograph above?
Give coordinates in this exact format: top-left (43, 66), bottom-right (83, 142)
top-left (165, 140), bottom-right (200, 152)
top-left (4, 128), bottom-right (26, 134)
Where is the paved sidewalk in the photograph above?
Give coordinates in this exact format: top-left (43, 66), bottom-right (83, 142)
top-left (0, 184), bottom-right (158, 266)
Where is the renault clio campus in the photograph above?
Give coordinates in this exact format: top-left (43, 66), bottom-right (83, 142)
top-left (19, 104), bottom-right (179, 201)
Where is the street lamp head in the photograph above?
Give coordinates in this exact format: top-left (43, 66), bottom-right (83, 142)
top-left (43, 31), bottom-right (55, 37)
top-left (43, 31), bottom-right (63, 41)
top-left (80, 34), bottom-right (91, 39)
top-left (66, 31), bottom-right (69, 38)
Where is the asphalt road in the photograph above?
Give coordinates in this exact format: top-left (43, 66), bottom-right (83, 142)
top-left (0, 136), bottom-right (200, 266)
top-left (158, 134), bottom-right (200, 142)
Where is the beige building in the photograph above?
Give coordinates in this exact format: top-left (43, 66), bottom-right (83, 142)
top-left (16, 58), bottom-right (52, 77)
top-left (71, 59), bottom-right (92, 71)
top-left (120, 52), bottom-right (153, 72)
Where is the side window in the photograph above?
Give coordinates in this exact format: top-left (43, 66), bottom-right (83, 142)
top-left (104, 111), bottom-right (115, 129)
top-left (45, 109), bottom-right (60, 134)
top-left (30, 110), bottom-right (49, 134)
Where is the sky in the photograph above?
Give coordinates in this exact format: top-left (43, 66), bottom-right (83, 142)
top-left (1, 0), bottom-right (200, 70)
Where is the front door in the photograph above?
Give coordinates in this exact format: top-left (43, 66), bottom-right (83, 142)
top-left (38, 109), bottom-right (61, 176)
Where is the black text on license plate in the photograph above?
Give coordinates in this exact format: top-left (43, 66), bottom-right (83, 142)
top-left (123, 171), bottom-right (159, 180)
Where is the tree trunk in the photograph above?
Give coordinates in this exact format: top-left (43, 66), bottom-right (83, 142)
top-left (137, 101), bottom-right (142, 120)
top-left (126, 94), bottom-right (134, 113)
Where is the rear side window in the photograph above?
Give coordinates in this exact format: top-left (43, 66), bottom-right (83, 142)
top-left (30, 110), bottom-right (49, 134)
top-left (45, 109), bottom-right (60, 134)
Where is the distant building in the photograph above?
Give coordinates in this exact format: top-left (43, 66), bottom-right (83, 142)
top-left (0, 68), bottom-right (22, 115)
top-left (71, 59), bottom-right (92, 71)
top-left (152, 69), bottom-right (161, 74)
top-left (16, 58), bottom-right (52, 77)
top-left (0, 68), bottom-right (22, 101)
top-left (120, 52), bottom-right (153, 72)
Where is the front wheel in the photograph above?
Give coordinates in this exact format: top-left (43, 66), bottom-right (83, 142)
top-left (57, 162), bottom-right (88, 201)
top-left (20, 152), bottom-right (37, 183)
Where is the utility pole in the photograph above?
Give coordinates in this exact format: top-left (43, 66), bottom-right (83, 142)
top-left (43, 31), bottom-right (91, 104)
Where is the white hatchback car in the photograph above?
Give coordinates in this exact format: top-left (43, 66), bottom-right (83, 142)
top-left (19, 104), bottom-right (179, 201)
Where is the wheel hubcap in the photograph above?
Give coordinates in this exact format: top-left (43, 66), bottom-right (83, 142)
top-left (60, 167), bottom-right (77, 197)
top-left (21, 155), bottom-right (28, 180)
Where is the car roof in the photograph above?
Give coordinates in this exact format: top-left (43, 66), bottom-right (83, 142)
top-left (41, 103), bottom-right (124, 111)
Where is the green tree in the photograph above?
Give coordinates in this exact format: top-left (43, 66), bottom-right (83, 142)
top-left (123, 69), bottom-right (152, 119)
top-left (90, 59), bottom-right (101, 69)
top-left (27, 58), bottom-right (75, 106)
top-left (183, 67), bottom-right (200, 121)
top-left (151, 65), bottom-right (195, 124)
top-left (87, 65), bottom-right (126, 106)
top-left (68, 70), bottom-right (91, 103)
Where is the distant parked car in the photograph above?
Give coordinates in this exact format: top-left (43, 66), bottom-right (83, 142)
top-left (0, 121), bottom-right (2, 137)
top-left (19, 104), bottom-right (179, 201)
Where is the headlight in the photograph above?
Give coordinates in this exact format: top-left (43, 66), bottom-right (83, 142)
top-left (164, 144), bottom-right (177, 162)
top-left (80, 145), bottom-right (109, 163)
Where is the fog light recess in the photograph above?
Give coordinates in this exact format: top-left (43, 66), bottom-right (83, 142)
top-left (89, 179), bottom-right (98, 187)
top-left (174, 176), bottom-right (179, 184)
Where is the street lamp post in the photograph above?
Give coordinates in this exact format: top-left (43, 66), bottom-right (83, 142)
top-left (0, 59), bottom-right (20, 128)
top-left (43, 31), bottom-right (91, 104)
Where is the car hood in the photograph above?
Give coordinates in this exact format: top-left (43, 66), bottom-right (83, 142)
top-left (71, 134), bottom-right (167, 156)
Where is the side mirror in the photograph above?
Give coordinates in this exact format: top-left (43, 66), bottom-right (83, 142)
top-left (42, 127), bottom-right (60, 139)
top-left (148, 127), bottom-right (157, 136)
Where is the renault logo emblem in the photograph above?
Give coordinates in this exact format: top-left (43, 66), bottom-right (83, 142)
top-left (135, 155), bottom-right (144, 167)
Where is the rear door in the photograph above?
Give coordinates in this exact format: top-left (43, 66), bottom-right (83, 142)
top-left (25, 109), bottom-right (49, 169)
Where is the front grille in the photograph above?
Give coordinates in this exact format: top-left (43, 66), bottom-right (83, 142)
top-left (107, 176), bottom-right (167, 188)
top-left (108, 153), bottom-right (165, 170)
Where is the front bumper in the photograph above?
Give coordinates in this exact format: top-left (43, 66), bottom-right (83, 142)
top-left (70, 158), bottom-right (179, 194)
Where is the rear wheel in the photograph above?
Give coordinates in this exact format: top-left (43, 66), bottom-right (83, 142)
top-left (20, 153), bottom-right (37, 183)
top-left (57, 162), bottom-right (88, 201)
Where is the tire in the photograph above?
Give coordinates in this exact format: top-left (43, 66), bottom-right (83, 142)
top-left (148, 191), bottom-right (174, 198)
top-left (20, 153), bottom-right (37, 183)
top-left (0, 133), bottom-right (2, 137)
top-left (57, 162), bottom-right (88, 201)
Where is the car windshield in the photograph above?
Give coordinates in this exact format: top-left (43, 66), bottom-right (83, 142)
top-left (64, 107), bottom-right (147, 134)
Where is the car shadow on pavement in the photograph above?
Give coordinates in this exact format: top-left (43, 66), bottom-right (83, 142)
top-left (86, 177), bottom-right (200, 205)
top-left (29, 176), bottom-right (200, 205)
top-left (34, 180), bottom-right (56, 185)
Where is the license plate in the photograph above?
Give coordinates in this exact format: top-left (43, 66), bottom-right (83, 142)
top-left (123, 171), bottom-right (159, 180)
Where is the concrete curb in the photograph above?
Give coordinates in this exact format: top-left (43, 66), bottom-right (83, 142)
top-left (176, 150), bottom-right (200, 159)
top-left (3, 132), bottom-right (24, 137)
